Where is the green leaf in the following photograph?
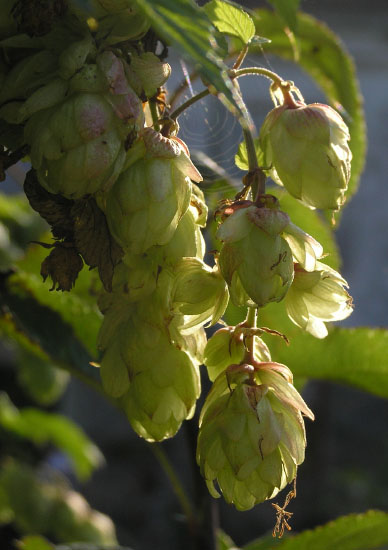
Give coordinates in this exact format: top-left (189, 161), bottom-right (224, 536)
top-left (203, 0), bottom-right (255, 45)
top-left (0, 266), bottom-right (100, 387)
top-left (217, 528), bottom-right (240, 549)
top-left (265, 510), bottom-right (388, 550)
top-left (17, 535), bottom-right (53, 550)
top-left (0, 393), bottom-right (103, 480)
top-left (266, 0), bottom-right (300, 32)
top-left (249, 9), bottom-right (366, 206)
top-left (132, 0), bottom-right (251, 125)
top-left (235, 136), bottom-right (263, 171)
top-left (244, 533), bottom-right (284, 549)
top-left (260, 316), bottom-right (388, 400)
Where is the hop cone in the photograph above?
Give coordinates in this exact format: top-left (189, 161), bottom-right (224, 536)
top-left (217, 203), bottom-right (294, 307)
top-left (197, 362), bottom-right (314, 510)
top-left (286, 261), bottom-right (353, 338)
top-left (260, 102), bottom-right (352, 210)
top-left (106, 129), bottom-right (202, 254)
top-left (25, 50), bottom-right (144, 198)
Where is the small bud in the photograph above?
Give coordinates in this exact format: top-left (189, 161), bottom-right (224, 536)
top-left (285, 261), bottom-right (353, 338)
top-left (217, 203), bottom-right (294, 307)
top-left (260, 102), bottom-right (352, 210)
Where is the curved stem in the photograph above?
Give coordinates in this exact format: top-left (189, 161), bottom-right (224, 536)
top-left (169, 66), bottom-right (285, 122)
top-left (230, 66), bottom-right (284, 86)
top-left (169, 88), bottom-right (210, 121)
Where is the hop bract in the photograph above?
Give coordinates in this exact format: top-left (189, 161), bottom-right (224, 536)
top-left (25, 51), bottom-right (144, 198)
top-left (197, 362), bottom-right (314, 511)
top-left (106, 129), bottom-right (202, 254)
top-left (285, 261), bottom-right (353, 338)
top-left (260, 102), bottom-right (352, 210)
top-left (217, 203), bottom-right (294, 307)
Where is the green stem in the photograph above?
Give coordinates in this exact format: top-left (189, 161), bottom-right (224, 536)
top-left (169, 67), bottom-right (284, 123)
top-left (149, 99), bottom-right (160, 132)
top-left (230, 66), bottom-right (284, 86)
top-left (150, 443), bottom-right (197, 535)
top-left (244, 307), bottom-right (258, 362)
top-left (232, 44), bottom-right (249, 70)
top-left (169, 89), bottom-right (210, 121)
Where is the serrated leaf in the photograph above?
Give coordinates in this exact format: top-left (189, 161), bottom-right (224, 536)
top-left (0, 393), bottom-right (103, 480)
top-left (264, 510), bottom-right (388, 550)
top-left (71, 198), bottom-right (123, 292)
top-left (204, 0), bottom-right (255, 45)
top-left (24, 170), bottom-right (74, 240)
top-left (235, 137), bottom-right (263, 171)
top-left (132, 0), bottom-right (251, 125)
top-left (267, 0), bottom-right (300, 33)
top-left (249, 9), bottom-right (366, 206)
top-left (259, 311), bottom-right (388, 400)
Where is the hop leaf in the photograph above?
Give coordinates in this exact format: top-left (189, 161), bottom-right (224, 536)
top-left (71, 197), bottom-right (124, 292)
top-left (41, 244), bottom-right (83, 292)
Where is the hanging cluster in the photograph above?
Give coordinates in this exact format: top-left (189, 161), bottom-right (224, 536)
top-left (0, 1), bottom-right (354, 512)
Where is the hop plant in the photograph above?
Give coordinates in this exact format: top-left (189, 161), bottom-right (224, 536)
top-left (260, 100), bottom-right (352, 210)
top-left (285, 261), bottom-right (353, 338)
top-left (197, 362), bottom-right (314, 511)
top-left (217, 200), bottom-right (294, 307)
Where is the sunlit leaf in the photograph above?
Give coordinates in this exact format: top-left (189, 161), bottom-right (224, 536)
top-left (266, 0), bottom-right (300, 32)
top-left (132, 0), bottom-right (251, 125)
top-left (203, 0), bottom-right (255, 45)
top-left (258, 510), bottom-right (388, 550)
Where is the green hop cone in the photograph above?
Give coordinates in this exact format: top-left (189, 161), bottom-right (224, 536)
top-left (106, 129), bottom-right (202, 254)
top-left (197, 362), bottom-right (314, 510)
top-left (119, 319), bottom-right (201, 442)
top-left (260, 102), bottom-right (352, 210)
top-left (172, 258), bottom-right (229, 332)
top-left (285, 261), bottom-right (353, 338)
top-left (204, 327), bottom-right (271, 382)
top-left (217, 202), bottom-right (294, 307)
top-left (25, 51), bottom-right (144, 198)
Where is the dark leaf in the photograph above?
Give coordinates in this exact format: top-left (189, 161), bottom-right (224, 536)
top-left (24, 170), bottom-right (74, 240)
top-left (40, 243), bottom-right (83, 292)
top-left (71, 198), bottom-right (124, 292)
top-left (266, 0), bottom-right (300, 33)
